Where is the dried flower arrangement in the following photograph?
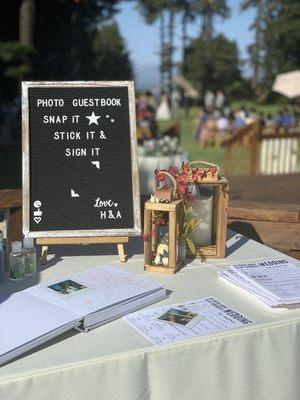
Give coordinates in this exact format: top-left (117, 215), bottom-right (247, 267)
top-left (142, 161), bottom-right (219, 256)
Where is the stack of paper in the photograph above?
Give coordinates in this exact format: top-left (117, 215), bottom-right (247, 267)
top-left (219, 258), bottom-right (300, 309)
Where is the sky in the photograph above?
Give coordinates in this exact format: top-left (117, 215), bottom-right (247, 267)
top-left (115, 1), bottom-right (256, 89)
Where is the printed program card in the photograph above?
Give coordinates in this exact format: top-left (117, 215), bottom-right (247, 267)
top-left (124, 297), bottom-right (253, 345)
top-left (231, 259), bottom-right (300, 301)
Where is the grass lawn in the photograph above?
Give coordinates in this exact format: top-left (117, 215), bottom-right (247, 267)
top-left (230, 100), bottom-right (285, 116)
top-left (158, 101), bottom-right (296, 174)
top-left (158, 107), bottom-right (225, 172)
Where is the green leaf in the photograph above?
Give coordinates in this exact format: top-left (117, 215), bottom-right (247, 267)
top-left (186, 238), bottom-right (196, 254)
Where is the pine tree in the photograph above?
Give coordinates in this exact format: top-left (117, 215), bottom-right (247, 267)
top-left (93, 22), bottom-right (133, 80)
top-left (184, 33), bottom-right (243, 99)
top-left (137, 0), bottom-right (182, 95)
top-left (241, 0), bottom-right (300, 102)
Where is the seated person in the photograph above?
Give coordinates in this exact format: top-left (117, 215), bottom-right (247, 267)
top-left (232, 111), bottom-right (246, 133)
top-left (200, 115), bottom-right (217, 146)
top-left (216, 113), bottom-right (229, 137)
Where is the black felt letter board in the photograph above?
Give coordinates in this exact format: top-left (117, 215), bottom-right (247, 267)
top-left (28, 86), bottom-right (134, 232)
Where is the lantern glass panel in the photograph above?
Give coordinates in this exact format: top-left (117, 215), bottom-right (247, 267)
top-left (190, 184), bottom-right (217, 247)
top-left (151, 211), bottom-right (170, 268)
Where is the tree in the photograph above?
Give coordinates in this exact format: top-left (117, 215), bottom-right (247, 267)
top-left (180, 0), bottom-right (230, 97)
top-left (184, 33), bottom-right (244, 99)
top-left (93, 22), bottom-right (133, 80)
top-left (176, 1), bottom-right (198, 77)
top-left (19, 0), bottom-right (35, 46)
top-left (137, 0), bottom-right (182, 95)
top-left (241, 0), bottom-right (265, 99)
top-left (0, 41), bottom-right (33, 80)
top-left (196, 0), bottom-right (230, 41)
top-left (33, 0), bottom-right (121, 80)
top-left (272, 0), bottom-right (300, 73)
top-left (241, 0), bottom-right (300, 102)
top-left (0, 0), bottom-right (123, 97)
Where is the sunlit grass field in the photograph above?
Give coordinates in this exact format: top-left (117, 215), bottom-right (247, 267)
top-left (158, 107), bottom-right (225, 171)
top-left (158, 102), bottom-right (287, 174)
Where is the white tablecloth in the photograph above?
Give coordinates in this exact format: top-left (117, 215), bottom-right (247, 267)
top-left (138, 153), bottom-right (189, 195)
top-left (1, 231), bottom-right (300, 400)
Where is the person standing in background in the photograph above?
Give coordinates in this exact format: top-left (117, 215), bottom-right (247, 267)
top-left (216, 112), bottom-right (229, 137)
top-left (182, 91), bottom-right (190, 118)
top-left (236, 105), bottom-right (247, 121)
top-left (156, 93), bottom-right (171, 121)
top-left (170, 89), bottom-right (181, 116)
top-left (145, 91), bottom-right (157, 112)
top-left (215, 90), bottom-right (225, 111)
top-left (199, 114), bottom-right (217, 146)
top-left (204, 90), bottom-right (215, 113)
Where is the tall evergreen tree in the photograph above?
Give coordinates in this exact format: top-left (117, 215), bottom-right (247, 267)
top-left (0, 0), bottom-right (122, 98)
top-left (137, 0), bottom-right (181, 95)
top-left (181, 0), bottom-right (230, 96)
top-left (93, 22), bottom-right (133, 80)
top-left (241, 0), bottom-right (265, 99)
top-left (33, 0), bottom-right (121, 80)
top-left (273, 0), bottom-right (300, 73)
top-left (184, 33), bottom-right (243, 98)
top-left (241, 0), bottom-right (300, 101)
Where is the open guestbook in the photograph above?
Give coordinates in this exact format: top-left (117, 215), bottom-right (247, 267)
top-left (0, 266), bottom-right (166, 366)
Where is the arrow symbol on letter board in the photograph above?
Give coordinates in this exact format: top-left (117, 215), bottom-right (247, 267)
top-left (91, 161), bottom-right (100, 170)
top-left (71, 189), bottom-right (80, 198)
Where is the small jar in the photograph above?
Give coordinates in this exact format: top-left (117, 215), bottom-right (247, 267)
top-left (23, 237), bottom-right (37, 276)
top-left (9, 241), bottom-right (25, 280)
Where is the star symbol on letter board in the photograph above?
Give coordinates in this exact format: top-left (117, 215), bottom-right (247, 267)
top-left (86, 111), bottom-right (100, 125)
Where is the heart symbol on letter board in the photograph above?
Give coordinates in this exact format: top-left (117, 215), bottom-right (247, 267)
top-left (34, 217), bottom-right (41, 224)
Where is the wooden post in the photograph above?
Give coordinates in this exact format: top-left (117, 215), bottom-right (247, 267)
top-left (9, 207), bottom-right (23, 242)
top-left (40, 246), bottom-right (48, 265)
top-left (216, 182), bottom-right (229, 258)
top-left (168, 210), bottom-right (176, 269)
top-left (144, 208), bottom-right (152, 266)
top-left (224, 142), bottom-right (232, 177)
top-left (251, 124), bottom-right (259, 176)
top-left (117, 243), bottom-right (126, 263)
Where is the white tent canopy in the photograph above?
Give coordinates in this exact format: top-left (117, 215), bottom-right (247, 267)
top-left (172, 75), bottom-right (199, 99)
top-left (272, 70), bottom-right (300, 98)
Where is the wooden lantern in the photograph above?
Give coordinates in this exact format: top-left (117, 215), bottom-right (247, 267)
top-left (144, 199), bottom-right (183, 274)
top-left (187, 161), bottom-right (229, 259)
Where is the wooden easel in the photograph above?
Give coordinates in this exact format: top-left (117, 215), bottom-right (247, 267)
top-left (36, 236), bottom-right (128, 264)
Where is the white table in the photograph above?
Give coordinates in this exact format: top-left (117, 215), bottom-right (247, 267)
top-left (138, 153), bottom-right (189, 194)
top-left (1, 231), bottom-right (300, 400)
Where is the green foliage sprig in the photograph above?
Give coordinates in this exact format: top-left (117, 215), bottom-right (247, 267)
top-left (0, 41), bottom-right (34, 79)
top-left (179, 202), bottom-right (200, 255)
